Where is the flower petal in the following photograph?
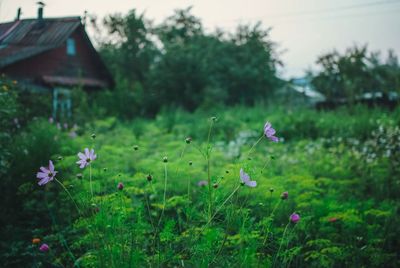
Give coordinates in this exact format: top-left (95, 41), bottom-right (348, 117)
top-left (270, 136), bottom-right (279, 142)
top-left (264, 122), bottom-right (271, 131)
top-left (38, 178), bottom-right (49, 186)
top-left (78, 152), bottom-right (85, 160)
top-left (36, 172), bottom-right (48, 179)
top-left (40, 167), bottom-right (49, 173)
top-left (246, 180), bottom-right (257, 188)
top-left (48, 160), bottom-right (55, 173)
top-left (84, 148), bottom-right (90, 158)
top-left (240, 168), bottom-right (250, 183)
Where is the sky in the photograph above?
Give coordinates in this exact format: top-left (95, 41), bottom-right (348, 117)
top-left (0, 0), bottom-right (399, 78)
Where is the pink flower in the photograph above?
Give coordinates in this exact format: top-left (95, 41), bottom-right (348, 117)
top-left (290, 213), bottom-right (300, 223)
top-left (281, 191), bottom-right (288, 200)
top-left (117, 182), bottom-right (124, 190)
top-left (36, 160), bottom-right (57, 186)
top-left (76, 148), bottom-right (96, 169)
top-left (240, 168), bottom-right (257, 187)
top-left (39, 243), bottom-right (49, 252)
top-left (264, 122), bottom-right (279, 142)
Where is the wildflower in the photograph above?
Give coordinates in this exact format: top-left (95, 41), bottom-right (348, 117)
top-left (239, 168), bottom-right (257, 187)
top-left (36, 160), bottom-right (57, 186)
top-left (32, 238), bottom-right (41, 244)
top-left (281, 191), bottom-right (288, 200)
top-left (147, 174), bottom-right (153, 182)
top-left (328, 217), bottom-right (338, 223)
top-left (117, 182), bottom-right (124, 190)
top-left (290, 213), bottom-right (300, 223)
top-left (76, 148), bottom-right (96, 169)
top-left (39, 244), bottom-right (49, 252)
top-left (185, 137), bottom-right (192, 144)
top-left (198, 180), bottom-right (208, 187)
top-left (264, 122), bottom-right (279, 142)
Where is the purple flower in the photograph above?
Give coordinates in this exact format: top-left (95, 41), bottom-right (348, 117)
top-left (290, 213), bottom-right (300, 223)
top-left (197, 180), bottom-right (208, 187)
top-left (117, 182), bottom-right (124, 190)
top-left (39, 243), bottom-right (49, 252)
top-left (240, 168), bottom-right (257, 187)
top-left (281, 191), bottom-right (289, 200)
top-left (36, 160), bottom-right (57, 186)
top-left (264, 122), bottom-right (279, 142)
top-left (76, 148), bottom-right (97, 169)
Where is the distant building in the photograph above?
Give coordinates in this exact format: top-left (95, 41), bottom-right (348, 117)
top-left (0, 6), bottom-right (113, 119)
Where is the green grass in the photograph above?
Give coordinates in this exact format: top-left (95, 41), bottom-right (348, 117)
top-left (6, 105), bottom-right (400, 267)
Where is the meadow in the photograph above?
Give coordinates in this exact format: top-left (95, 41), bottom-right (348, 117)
top-left (3, 104), bottom-right (400, 267)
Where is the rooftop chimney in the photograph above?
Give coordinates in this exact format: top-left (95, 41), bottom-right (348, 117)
top-left (15, 8), bottom-right (22, 21)
top-left (36, 2), bottom-right (45, 27)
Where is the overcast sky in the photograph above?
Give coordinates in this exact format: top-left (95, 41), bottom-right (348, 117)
top-left (0, 0), bottom-right (399, 78)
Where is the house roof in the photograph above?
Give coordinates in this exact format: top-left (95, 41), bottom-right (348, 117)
top-left (0, 17), bottom-right (81, 68)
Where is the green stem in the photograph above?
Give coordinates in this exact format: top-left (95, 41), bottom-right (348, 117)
top-left (157, 163), bottom-right (168, 227)
top-left (207, 157), bottom-right (212, 221)
top-left (203, 185), bottom-right (240, 229)
top-left (246, 135), bottom-right (264, 159)
top-left (89, 164), bottom-right (93, 198)
top-left (55, 178), bottom-right (82, 215)
top-left (273, 222), bottom-right (290, 267)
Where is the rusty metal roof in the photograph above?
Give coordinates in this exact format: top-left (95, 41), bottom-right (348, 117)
top-left (0, 17), bottom-right (81, 68)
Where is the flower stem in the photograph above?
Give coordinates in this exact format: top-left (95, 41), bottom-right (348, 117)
top-left (89, 164), bottom-right (93, 199)
top-left (206, 119), bottom-right (215, 221)
top-left (203, 185), bottom-right (240, 229)
top-left (273, 222), bottom-right (290, 267)
top-left (55, 178), bottom-right (81, 215)
top-left (157, 163), bottom-right (168, 227)
top-left (246, 135), bottom-right (264, 159)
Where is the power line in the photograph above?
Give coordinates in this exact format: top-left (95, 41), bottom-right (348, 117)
top-left (205, 7), bottom-right (400, 32)
top-left (220, 0), bottom-right (400, 24)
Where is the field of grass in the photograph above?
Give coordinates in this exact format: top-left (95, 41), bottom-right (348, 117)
top-left (3, 105), bottom-right (400, 267)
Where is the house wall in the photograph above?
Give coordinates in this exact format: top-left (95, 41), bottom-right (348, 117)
top-left (1, 27), bottom-right (110, 87)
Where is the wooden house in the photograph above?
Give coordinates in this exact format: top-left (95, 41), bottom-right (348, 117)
top-left (0, 6), bottom-right (114, 119)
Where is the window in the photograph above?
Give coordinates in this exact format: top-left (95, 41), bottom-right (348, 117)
top-left (66, 38), bottom-right (76, 56)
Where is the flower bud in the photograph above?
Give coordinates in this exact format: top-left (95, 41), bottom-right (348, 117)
top-left (117, 182), bottom-right (124, 190)
top-left (213, 183), bottom-right (219, 189)
top-left (133, 145), bottom-right (139, 151)
top-left (281, 191), bottom-right (288, 200)
top-left (290, 213), bottom-right (300, 223)
top-left (32, 238), bottom-right (41, 244)
top-left (39, 244), bottom-right (49, 252)
top-left (269, 187), bottom-right (274, 193)
top-left (163, 156), bottom-right (168, 163)
top-left (91, 133), bottom-right (96, 139)
top-left (147, 174), bottom-right (153, 182)
top-left (189, 161), bottom-right (193, 166)
top-left (76, 173), bottom-right (83, 179)
top-left (185, 137), bottom-right (192, 144)
top-left (211, 116), bottom-right (217, 122)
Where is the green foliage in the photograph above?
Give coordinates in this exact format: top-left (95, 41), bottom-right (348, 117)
top-left (310, 45), bottom-right (400, 101)
top-left (1, 105), bottom-right (400, 267)
top-left (99, 8), bottom-right (282, 116)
